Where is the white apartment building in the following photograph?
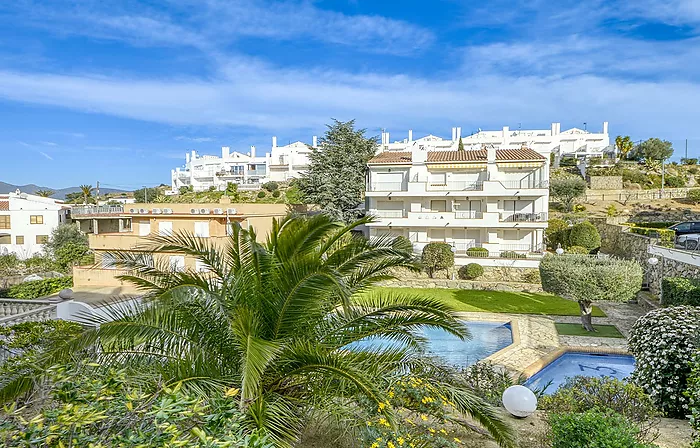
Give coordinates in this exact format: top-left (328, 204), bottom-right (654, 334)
top-left (170, 136), bottom-right (316, 192)
top-left (379, 122), bottom-right (612, 162)
top-left (0, 190), bottom-right (70, 257)
top-left (365, 144), bottom-right (550, 267)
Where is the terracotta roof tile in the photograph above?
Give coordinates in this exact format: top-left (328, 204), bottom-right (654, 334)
top-left (368, 148), bottom-right (545, 165)
top-left (0, 201), bottom-right (8, 211)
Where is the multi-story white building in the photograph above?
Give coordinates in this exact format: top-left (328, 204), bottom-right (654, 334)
top-left (379, 122), bottom-right (612, 162)
top-left (170, 136), bottom-right (316, 192)
top-left (365, 143), bottom-right (550, 267)
top-left (0, 190), bottom-right (70, 257)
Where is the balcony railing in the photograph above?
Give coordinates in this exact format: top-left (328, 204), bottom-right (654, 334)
top-left (370, 210), bottom-right (406, 218)
top-left (500, 212), bottom-right (548, 222)
top-left (499, 243), bottom-right (545, 253)
top-left (499, 180), bottom-right (549, 189)
top-left (368, 182), bottom-right (407, 192)
top-left (455, 210), bottom-right (483, 219)
top-left (426, 181), bottom-right (483, 191)
top-left (72, 205), bottom-right (124, 216)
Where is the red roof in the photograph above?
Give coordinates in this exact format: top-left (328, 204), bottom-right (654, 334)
top-left (368, 148), bottom-right (546, 164)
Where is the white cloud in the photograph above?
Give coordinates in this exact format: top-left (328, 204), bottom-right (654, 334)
top-left (175, 136), bottom-right (214, 142)
top-left (39, 151), bottom-right (54, 160)
top-left (40, 141), bottom-right (58, 146)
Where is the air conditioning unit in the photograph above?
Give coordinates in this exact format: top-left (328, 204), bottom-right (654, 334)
top-left (190, 208), bottom-right (200, 214)
top-left (139, 208), bottom-right (148, 214)
top-left (163, 208), bottom-right (173, 214)
top-left (227, 208), bottom-right (237, 215)
top-left (213, 208), bottom-right (223, 214)
top-left (129, 208), bottom-right (137, 213)
top-left (199, 208), bottom-right (210, 214)
top-left (152, 208), bottom-right (162, 214)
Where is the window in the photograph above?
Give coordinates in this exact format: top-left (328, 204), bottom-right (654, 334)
top-left (429, 173), bottom-right (446, 185)
top-left (0, 235), bottom-right (10, 244)
top-left (15, 235), bottom-right (24, 245)
top-left (430, 200), bottom-right (447, 213)
top-left (101, 253), bottom-right (116, 270)
top-left (36, 235), bottom-right (48, 244)
top-left (194, 221), bottom-right (210, 237)
top-left (0, 215), bottom-right (10, 229)
top-left (169, 255), bottom-right (185, 272)
top-left (138, 221), bottom-right (151, 236)
top-left (30, 215), bottom-right (44, 224)
top-left (158, 221), bottom-right (173, 236)
top-left (195, 259), bottom-right (209, 273)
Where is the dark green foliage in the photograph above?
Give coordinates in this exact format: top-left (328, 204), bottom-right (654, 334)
top-left (566, 245), bottom-right (590, 254)
top-left (180, 185), bottom-right (194, 195)
top-left (458, 263), bottom-right (483, 280)
top-left (457, 137), bottom-right (464, 151)
top-left (550, 176), bottom-right (587, 211)
top-left (682, 158), bottom-right (698, 165)
top-left (459, 362), bottom-right (539, 407)
top-left (262, 181), bottom-right (279, 192)
top-left (628, 227), bottom-right (675, 248)
top-left (499, 251), bottom-right (525, 259)
top-left (636, 138), bottom-right (674, 162)
top-left (1, 277), bottom-right (73, 299)
top-left (421, 242), bottom-right (454, 278)
top-left (256, 190), bottom-right (266, 198)
top-left (44, 224), bottom-right (88, 256)
top-left (689, 353), bottom-right (700, 448)
top-left (271, 190), bottom-right (281, 198)
top-left (546, 218), bottom-right (569, 250)
top-left (44, 224), bottom-right (90, 272)
top-left (688, 189), bottom-right (700, 205)
top-left (548, 411), bottom-right (657, 448)
top-left (567, 221), bottom-right (601, 251)
top-left (664, 175), bottom-right (686, 188)
top-left (622, 168), bottom-right (650, 186)
top-left (662, 277), bottom-right (700, 306)
top-left (559, 157), bottom-right (578, 167)
top-left (226, 182), bottom-right (240, 200)
top-left (285, 185), bottom-right (302, 203)
top-left (298, 119), bottom-right (378, 222)
top-left (133, 187), bottom-right (160, 203)
top-left (466, 247), bottom-right (489, 257)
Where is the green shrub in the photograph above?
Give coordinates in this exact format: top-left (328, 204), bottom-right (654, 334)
top-left (2, 277), bottom-right (73, 299)
top-left (459, 362), bottom-right (538, 407)
top-left (628, 227), bottom-right (676, 247)
top-left (625, 222), bottom-right (676, 229)
top-left (629, 306), bottom-right (700, 418)
top-left (689, 189), bottom-right (700, 205)
top-left (622, 168), bottom-right (649, 187)
top-left (567, 221), bottom-right (601, 251)
top-left (0, 320), bottom-right (83, 374)
top-left (682, 158), bottom-right (699, 165)
top-left (663, 277), bottom-right (700, 306)
top-left (550, 176), bottom-right (587, 211)
top-left (540, 377), bottom-right (659, 441)
top-left (465, 247), bottom-right (489, 258)
top-left (559, 157), bottom-right (578, 167)
top-left (271, 190), bottom-right (281, 198)
top-left (606, 203), bottom-right (619, 216)
top-left (421, 242), bottom-right (454, 278)
top-left (499, 250), bottom-right (526, 259)
top-left (566, 245), bottom-right (590, 254)
top-left (548, 411), bottom-right (656, 448)
top-left (664, 175), bottom-right (687, 188)
top-left (689, 353), bottom-right (700, 448)
top-left (458, 263), bottom-right (483, 280)
top-left (572, 204), bottom-right (586, 212)
top-left (262, 181), bottom-right (279, 192)
top-left (256, 191), bottom-right (266, 199)
top-left (546, 218), bottom-right (569, 250)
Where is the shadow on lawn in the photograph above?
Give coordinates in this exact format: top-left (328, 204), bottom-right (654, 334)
top-left (449, 289), bottom-right (606, 317)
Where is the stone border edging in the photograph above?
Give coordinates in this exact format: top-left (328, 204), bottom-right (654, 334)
top-left (521, 346), bottom-right (631, 379)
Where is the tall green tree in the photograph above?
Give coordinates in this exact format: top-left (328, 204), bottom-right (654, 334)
top-left (615, 135), bottom-right (634, 160)
top-left (34, 189), bottom-right (54, 198)
top-left (133, 187), bottom-right (160, 203)
top-left (457, 137), bottom-right (465, 151)
top-left (299, 119), bottom-right (378, 222)
top-left (44, 224), bottom-right (91, 271)
top-left (550, 176), bottom-right (587, 211)
top-left (635, 138), bottom-right (674, 166)
top-left (78, 184), bottom-right (94, 204)
top-left (0, 215), bottom-right (514, 447)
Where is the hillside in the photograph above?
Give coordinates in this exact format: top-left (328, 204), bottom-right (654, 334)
top-left (0, 181), bottom-right (125, 200)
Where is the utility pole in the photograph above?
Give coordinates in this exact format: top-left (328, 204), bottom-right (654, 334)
top-left (96, 181), bottom-right (100, 203)
top-left (686, 139), bottom-right (689, 161)
top-left (143, 186), bottom-right (148, 203)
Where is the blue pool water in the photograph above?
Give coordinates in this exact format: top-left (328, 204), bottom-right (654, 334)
top-left (524, 352), bottom-right (636, 394)
top-left (355, 321), bottom-right (513, 367)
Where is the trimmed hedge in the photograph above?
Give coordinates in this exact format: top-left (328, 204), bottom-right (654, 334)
top-left (0, 277), bottom-right (73, 299)
top-left (499, 251), bottom-right (526, 259)
top-left (629, 226), bottom-right (675, 247)
top-left (421, 242), bottom-right (454, 278)
top-left (566, 245), bottom-right (590, 254)
top-left (568, 221), bottom-right (601, 251)
top-left (466, 247), bottom-right (489, 258)
top-left (662, 277), bottom-right (700, 306)
top-left (548, 411), bottom-right (656, 448)
top-left (458, 263), bottom-right (483, 280)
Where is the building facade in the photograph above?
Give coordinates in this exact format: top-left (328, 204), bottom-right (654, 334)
top-left (0, 190), bottom-right (70, 257)
top-left (378, 122), bottom-right (612, 161)
top-left (365, 144), bottom-right (549, 267)
top-left (170, 136), bottom-right (316, 192)
top-left (71, 201), bottom-right (308, 288)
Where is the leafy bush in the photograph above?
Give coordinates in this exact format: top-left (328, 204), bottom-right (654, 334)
top-left (458, 263), bottom-right (483, 280)
top-left (0, 320), bottom-right (83, 374)
top-left (271, 190), bottom-right (281, 198)
top-left (689, 189), bottom-right (700, 205)
top-left (522, 270), bottom-right (541, 284)
top-left (559, 157), bottom-right (578, 167)
top-left (459, 362), bottom-right (538, 407)
top-left (466, 246), bottom-right (489, 258)
top-left (628, 227), bottom-right (676, 248)
top-left (550, 176), bottom-right (587, 211)
top-left (682, 158), bottom-right (698, 165)
top-left (285, 185), bottom-right (302, 203)
top-left (629, 306), bottom-right (700, 418)
top-left (607, 203), bottom-right (619, 216)
top-left (566, 245), bottom-right (590, 254)
top-left (499, 250), bottom-right (526, 259)
top-left (540, 377), bottom-right (659, 440)
top-left (262, 181), bottom-right (279, 192)
top-left (573, 204), bottom-right (586, 212)
top-left (2, 277), bottom-right (73, 299)
top-left (689, 353), bottom-right (700, 448)
top-left (546, 218), bottom-right (569, 250)
top-left (662, 277), bottom-right (700, 306)
top-left (548, 411), bottom-right (657, 448)
top-left (623, 168), bottom-right (649, 187)
top-left (421, 242), bottom-right (454, 278)
top-left (0, 363), bottom-right (273, 448)
top-left (664, 175), bottom-right (687, 188)
top-left (256, 190), bottom-right (266, 199)
top-left (567, 221), bottom-right (601, 251)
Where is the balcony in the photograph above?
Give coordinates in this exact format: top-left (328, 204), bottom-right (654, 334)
top-left (454, 210), bottom-right (483, 219)
top-left (426, 181), bottom-right (483, 192)
top-left (72, 205), bottom-right (124, 216)
top-left (369, 210), bottom-right (406, 218)
top-left (368, 182), bottom-right (407, 192)
top-left (499, 180), bottom-right (549, 189)
top-left (500, 212), bottom-right (548, 222)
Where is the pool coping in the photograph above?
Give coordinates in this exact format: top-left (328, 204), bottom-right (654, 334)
top-left (452, 312), bottom-right (521, 364)
top-left (521, 346), bottom-right (631, 379)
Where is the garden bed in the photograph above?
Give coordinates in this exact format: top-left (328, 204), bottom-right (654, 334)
top-left (555, 323), bottom-right (624, 338)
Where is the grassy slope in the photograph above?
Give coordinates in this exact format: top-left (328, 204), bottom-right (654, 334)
top-left (374, 287), bottom-right (606, 317)
top-left (555, 322), bottom-right (623, 338)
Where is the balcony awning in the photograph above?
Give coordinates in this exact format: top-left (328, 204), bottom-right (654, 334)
top-left (496, 162), bottom-right (543, 168)
top-left (429, 163), bottom-right (487, 169)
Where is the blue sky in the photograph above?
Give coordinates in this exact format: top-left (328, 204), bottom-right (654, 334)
top-left (1, 0), bottom-right (700, 189)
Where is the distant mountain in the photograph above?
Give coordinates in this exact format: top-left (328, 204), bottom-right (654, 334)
top-left (0, 181), bottom-right (126, 200)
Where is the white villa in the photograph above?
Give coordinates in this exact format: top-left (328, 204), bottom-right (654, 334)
top-left (0, 190), bottom-right (70, 257)
top-left (365, 143), bottom-right (550, 267)
top-left (170, 136), bottom-right (316, 192)
top-left (379, 122), bottom-right (612, 162)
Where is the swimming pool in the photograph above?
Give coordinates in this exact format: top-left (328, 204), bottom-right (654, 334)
top-left (524, 352), bottom-right (635, 394)
top-left (354, 321), bottom-right (513, 367)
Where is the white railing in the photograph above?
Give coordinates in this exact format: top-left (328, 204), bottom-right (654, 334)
top-left (500, 212), bottom-right (548, 222)
top-left (72, 205), bottom-right (124, 216)
top-left (455, 210), bottom-right (483, 219)
top-left (452, 242), bottom-right (481, 253)
top-left (0, 299), bottom-right (55, 320)
top-left (499, 243), bottom-right (545, 253)
top-left (499, 179), bottom-right (549, 189)
top-left (426, 181), bottom-right (483, 191)
top-left (412, 212), bottom-right (450, 220)
top-left (0, 302), bottom-right (57, 327)
top-left (370, 210), bottom-right (405, 218)
top-left (369, 182), bottom-right (407, 192)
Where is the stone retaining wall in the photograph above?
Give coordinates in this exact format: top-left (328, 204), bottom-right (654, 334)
top-left (584, 187), bottom-right (690, 202)
top-left (389, 266), bottom-right (541, 284)
top-left (587, 175), bottom-right (622, 190)
top-left (378, 278), bottom-right (543, 292)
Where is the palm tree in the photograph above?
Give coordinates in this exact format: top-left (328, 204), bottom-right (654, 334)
top-left (35, 189), bottom-right (54, 198)
top-left (1, 215), bottom-right (513, 446)
top-left (78, 184), bottom-right (94, 204)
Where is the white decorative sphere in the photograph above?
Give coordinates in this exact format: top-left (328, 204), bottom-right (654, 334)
top-left (502, 385), bottom-right (537, 418)
top-left (555, 248), bottom-right (565, 255)
top-left (647, 257), bottom-right (659, 266)
top-left (58, 288), bottom-right (74, 300)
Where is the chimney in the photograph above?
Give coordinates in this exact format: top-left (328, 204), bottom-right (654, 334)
top-left (451, 127), bottom-right (456, 141)
top-left (191, 150), bottom-right (196, 160)
top-left (408, 129), bottom-right (413, 142)
top-left (250, 145), bottom-right (256, 158)
top-left (380, 132), bottom-right (386, 145)
top-left (222, 146), bottom-right (230, 159)
top-left (312, 135), bottom-right (318, 147)
top-left (487, 145), bottom-right (496, 163)
top-left (186, 152), bottom-right (190, 163)
top-left (456, 127), bottom-right (462, 139)
top-left (503, 126), bottom-right (509, 138)
top-left (412, 143), bottom-right (427, 164)
top-left (603, 121), bottom-right (609, 135)
top-left (551, 123), bottom-right (557, 136)
top-left (557, 123), bottom-right (561, 134)
top-left (385, 131), bottom-right (390, 144)
top-left (272, 136), bottom-right (277, 148)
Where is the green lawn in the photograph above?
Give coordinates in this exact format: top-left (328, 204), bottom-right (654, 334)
top-left (555, 322), bottom-right (624, 338)
top-left (374, 287), bottom-right (606, 317)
